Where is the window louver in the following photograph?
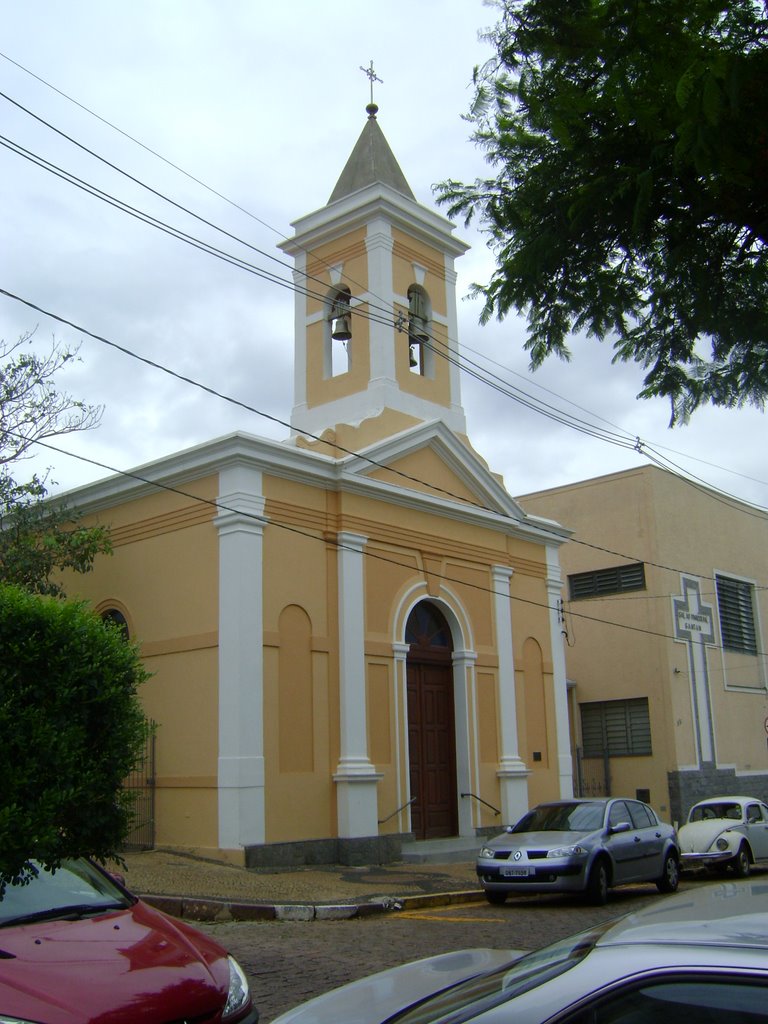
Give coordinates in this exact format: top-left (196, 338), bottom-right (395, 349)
top-left (569, 563), bottom-right (646, 600)
top-left (716, 575), bottom-right (758, 655)
top-left (581, 698), bottom-right (651, 757)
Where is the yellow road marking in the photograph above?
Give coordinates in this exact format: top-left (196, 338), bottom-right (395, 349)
top-left (398, 911), bottom-right (499, 923)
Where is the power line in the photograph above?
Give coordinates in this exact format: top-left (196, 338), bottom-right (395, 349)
top-left (0, 50), bottom-right (284, 239)
top-left (2, 285), bottom-right (765, 596)
top-left (4, 82), bottom-right (766, 516)
top-left (21, 428), bottom-right (765, 659)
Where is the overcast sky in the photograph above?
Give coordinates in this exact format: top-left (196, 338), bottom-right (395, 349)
top-left (2, 0), bottom-right (767, 516)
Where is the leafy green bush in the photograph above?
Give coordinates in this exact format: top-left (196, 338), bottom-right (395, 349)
top-left (0, 584), bottom-right (150, 888)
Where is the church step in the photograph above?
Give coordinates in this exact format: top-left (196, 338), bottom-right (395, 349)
top-left (400, 836), bottom-right (482, 864)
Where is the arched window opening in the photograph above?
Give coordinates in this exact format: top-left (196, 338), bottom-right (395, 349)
top-left (327, 286), bottom-right (352, 377)
top-left (406, 601), bottom-right (452, 652)
top-left (407, 285), bottom-right (431, 376)
top-left (101, 607), bottom-right (129, 640)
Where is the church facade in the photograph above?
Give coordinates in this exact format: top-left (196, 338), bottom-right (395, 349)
top-left (64, 106), bottom-right (572, 864)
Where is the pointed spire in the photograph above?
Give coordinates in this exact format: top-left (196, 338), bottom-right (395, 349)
top-left (327, 104), bottom-right (416, 205)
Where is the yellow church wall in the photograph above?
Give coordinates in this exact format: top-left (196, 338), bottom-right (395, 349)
top-left (391, 229), bottom-right (448, 318)
top-left (367, 449), bottom-right (483, 505)
top-left (304, 230), bottom-right (369, 317)
top-left (62, 477), bottom-right (223, 851)
top-left (305, 311), bottom-right (372, 405)
top-left (342, 481), bottom-right (557, 824)
top-left (142, 647), bottom-right (219, 849)
top-left (261, 474), bottom-right (340, 842)
top-left (367, 659), bottom-right (400, 831)
top-left (475, 670), bottom-right (503, 830)
top-left (58, 444), bottom-right (562, 856)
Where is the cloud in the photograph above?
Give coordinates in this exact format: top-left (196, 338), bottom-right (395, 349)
top-left (1, 0), bottom-right (766, 511)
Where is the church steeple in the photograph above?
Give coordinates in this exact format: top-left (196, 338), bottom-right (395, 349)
top-left (279, 101), bottom-right (469, 455)
top-left (328, 104), bottom-right (415, 204)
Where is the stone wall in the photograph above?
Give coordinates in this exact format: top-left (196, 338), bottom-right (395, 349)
top-left (668, 764), bottom-right (768, 825)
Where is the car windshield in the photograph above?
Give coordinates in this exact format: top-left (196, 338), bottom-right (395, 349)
top-left (387, 923), bottom-right (610, 1024)
top-left (0, 858), bottom-right (133, 927)
top-left (511, 802), bottom-right (605, 834)
top-left (689, 803), bottom-right (743, 823)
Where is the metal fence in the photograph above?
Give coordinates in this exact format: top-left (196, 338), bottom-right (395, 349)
top-left (122, 724), bottom-right (156, 851)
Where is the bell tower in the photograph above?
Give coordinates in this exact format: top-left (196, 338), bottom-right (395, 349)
top-left (279, 102), bottom-right (470, 454)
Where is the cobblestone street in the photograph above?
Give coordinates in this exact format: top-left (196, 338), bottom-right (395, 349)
top-left (202, 886), bottom-right (668, 1022)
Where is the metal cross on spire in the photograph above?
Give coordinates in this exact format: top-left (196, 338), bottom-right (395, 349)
top-left (360, 60), bottom-right (383, 110)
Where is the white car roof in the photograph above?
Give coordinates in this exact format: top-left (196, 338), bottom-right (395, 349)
top-left (692, 796), bottom-right (762, 805)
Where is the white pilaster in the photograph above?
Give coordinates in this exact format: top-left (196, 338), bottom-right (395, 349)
top-left (214, 463), bottom-right (267, 850)
top-left (333, 531), bottom-right (381, 836)
top-left (453, 648), bottom-right (477, 837)
top-left (365, 218), bottom-right (396, 383)
top-left (545, 547), bottom-right (574, 798)
top-left (392, 641), bottom-right (411, 832)
top-left (443, 259), bottom-right (467, 431)
top-left (291, 260), bottom-right (308, 412)
top-left (492, 565), bottom-right (530, 823)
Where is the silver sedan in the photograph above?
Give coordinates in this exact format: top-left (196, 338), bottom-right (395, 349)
top-left (271, 879), bottom-right (768, 1024)
top-left (476, 797), bottom-right (679, 904)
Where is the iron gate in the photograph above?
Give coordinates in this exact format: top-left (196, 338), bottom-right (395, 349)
top-left (122, 724), bottom-right (156, 851)
top-left (573, 747), bottom-right (610, 798)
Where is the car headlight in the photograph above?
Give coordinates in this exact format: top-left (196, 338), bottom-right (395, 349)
top-left (479, 846), bottom-right (497, 859)
top-left (715, 837), bottom-right (730, 851)
top-left (223, 955), bottom-right (251, 1019)
top-left (546, 845), bottom-right (587, 858)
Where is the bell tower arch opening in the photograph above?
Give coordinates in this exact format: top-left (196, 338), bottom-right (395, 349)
top-left (407, 284), bottom-right (432, 376)
top-left (326, 285), bottom-right (353, 377)
top-left (405, 601), bottom-right (459, 840)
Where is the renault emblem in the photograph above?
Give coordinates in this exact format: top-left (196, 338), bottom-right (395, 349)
top-left (513, 850), bottom-right (522, 861)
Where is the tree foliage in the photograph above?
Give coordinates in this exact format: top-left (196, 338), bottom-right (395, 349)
top-left (1, 333), bottom-right (110, 594)
top-left (437, 0), bottom-right (768, 422)
top-left (0, 584), bottom-right (150, 888)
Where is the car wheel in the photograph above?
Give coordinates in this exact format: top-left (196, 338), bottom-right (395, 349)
top-left (656, 851), bottom-right (680, 893)
top-left (586, 859), bottom-right (609, 905)
top-left (732, 844), bottom-right (751, 878)
top-left (485, 890), bottom-right (508, 906)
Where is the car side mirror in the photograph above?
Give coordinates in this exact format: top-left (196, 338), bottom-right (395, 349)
top-left (609, 822), bottom-right (631, 835)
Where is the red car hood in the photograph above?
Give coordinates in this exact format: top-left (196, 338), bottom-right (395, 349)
top-left (0, 898), bottom-right (230, 1023)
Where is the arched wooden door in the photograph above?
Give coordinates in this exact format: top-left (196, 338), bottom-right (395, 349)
top-left (406, 602), bottom-right (458, 839)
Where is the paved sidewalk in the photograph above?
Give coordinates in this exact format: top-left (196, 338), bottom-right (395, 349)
top-left (116, 849), bottom-right (483, 922)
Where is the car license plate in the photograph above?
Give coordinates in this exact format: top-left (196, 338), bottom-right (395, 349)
top-left (501, 866), bottom-right (530, 877)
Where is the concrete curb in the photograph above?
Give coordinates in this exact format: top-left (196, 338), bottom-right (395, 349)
top-left (141, 888), bottom-right (486, 923)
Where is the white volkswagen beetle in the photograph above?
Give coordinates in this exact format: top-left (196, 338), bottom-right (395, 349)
top-left (678, 795), bottom-right (768, 876)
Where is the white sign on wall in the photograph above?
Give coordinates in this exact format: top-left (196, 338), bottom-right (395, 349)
top-left (672, 576), bottom-right (716, 764)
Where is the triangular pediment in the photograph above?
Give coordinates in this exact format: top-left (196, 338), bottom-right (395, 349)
top-left (337, 420), bottom-right (527, 523)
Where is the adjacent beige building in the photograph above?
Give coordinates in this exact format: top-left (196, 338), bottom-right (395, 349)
top-left (64, 105), bottom-right (573, 865)
top-left (519, 465), bottom-right (768, 824)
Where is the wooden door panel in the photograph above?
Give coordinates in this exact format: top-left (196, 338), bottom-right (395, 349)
top-left (407, 659), bottom-right (458, 839)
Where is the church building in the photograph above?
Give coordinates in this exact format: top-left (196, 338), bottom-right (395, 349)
top-left (65, 102), bottom-right (573, 865)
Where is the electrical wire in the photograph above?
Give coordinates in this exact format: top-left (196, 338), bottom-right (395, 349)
top-left (4, 84), bottom-right (766, 516)
top-left (2, 285), bottom-right (765, 599)
top-left (17, 427), bottom-right (766, 660)
top-left (3, 62), bottom-right (766, 512)
top-left (2, 77), bottom-right (766, 570)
